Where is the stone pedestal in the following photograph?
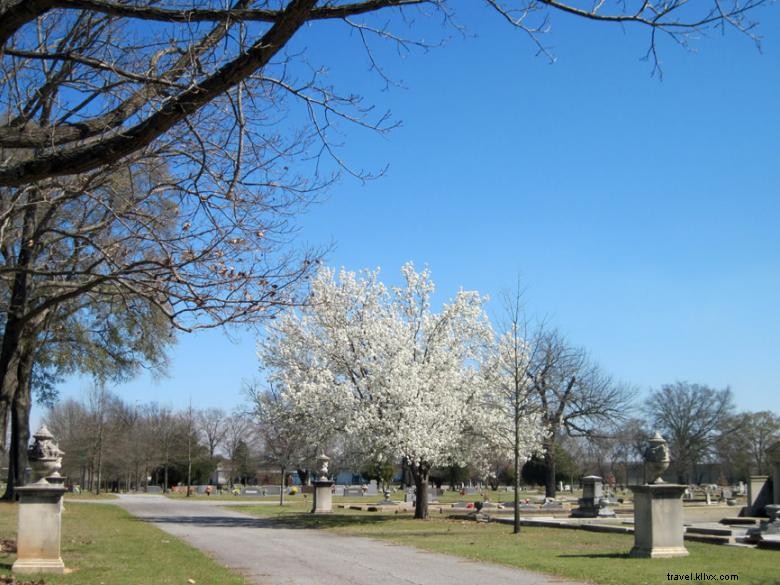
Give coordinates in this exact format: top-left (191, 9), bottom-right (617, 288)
top-left (629, 484), bottom-right (688, 558)
top-left (12, 483), bottom-right (67, 575)
top-left (747, 475), bottom-right (771, 516)
top-left (766, 441), bottom-right (780, 506)
top-left (312, 480), bottom-right (334, 514)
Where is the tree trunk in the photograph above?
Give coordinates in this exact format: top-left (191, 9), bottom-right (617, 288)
top-left (95, 442), bottom-right (103, 495)
top-left (0, 190), bottom-right (39, 483)
top-left (411, 461), bottom-right (431, 520)
top-left (279, 466), bottom-right (286, 506)
top-left (186, 433), bottom-right (192, 498)
top-left (544, 447), bottom-right (557, 499)
top-left (0, 340), bottom-right (23, 477)
top-left (513, 413), bottom-right (522, 534)
top-left (2, 342), bottom-right (34, 500)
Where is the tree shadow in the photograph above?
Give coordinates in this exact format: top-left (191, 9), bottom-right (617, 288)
top-left (557, 552), bottom-right (631, 559)
top-left (136, 512), bottom-right (395, 530)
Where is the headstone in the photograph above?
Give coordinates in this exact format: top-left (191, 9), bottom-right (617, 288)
top-left (571, 476), bottom-right (615, 518)
top-left (366, 480), bottom-right (378, 496)
top-left (332, 485), bottom-right (345, 497)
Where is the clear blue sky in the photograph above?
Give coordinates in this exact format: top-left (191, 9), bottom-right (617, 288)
top-left (34, 2), bottom-right (780, 427)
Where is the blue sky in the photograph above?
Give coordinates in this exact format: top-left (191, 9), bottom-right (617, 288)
top-left (34, 1), bottom-right (780, 426)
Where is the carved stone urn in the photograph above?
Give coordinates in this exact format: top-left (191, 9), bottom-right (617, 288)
top-left (27, 425), bottom-right (65, 484)
top-left (643, 432), bottom-right (670, 484)
top-left (316, 453), bottom-right (330, 482)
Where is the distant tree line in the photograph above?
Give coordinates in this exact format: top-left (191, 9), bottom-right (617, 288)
top-left (40, 387), bottom-right (258, 494)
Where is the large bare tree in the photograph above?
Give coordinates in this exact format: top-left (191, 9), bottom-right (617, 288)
top-left (645, 381), bottom-right (735, 483)
top-left (527, 330), bottom-right (635, 497)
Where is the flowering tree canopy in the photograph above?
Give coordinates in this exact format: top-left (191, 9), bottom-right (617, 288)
top-left (259, 262), bottom-right (544, 518)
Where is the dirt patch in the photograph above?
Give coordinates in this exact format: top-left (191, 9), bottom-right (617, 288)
top-left (0, 540), bottom-right (16, 553)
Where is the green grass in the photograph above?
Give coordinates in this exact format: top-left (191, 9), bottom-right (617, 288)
top-left (234, 503), bottom-right (780, 585)
top-left (0, 502), bottom-right (248, 585)
top-left (63, 492), bottom-right (118, 500)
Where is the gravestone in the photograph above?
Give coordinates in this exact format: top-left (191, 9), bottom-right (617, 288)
top-left (571, 476), bottom-right (615, 518)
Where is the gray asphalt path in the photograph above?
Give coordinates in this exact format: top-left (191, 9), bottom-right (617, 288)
top-left (113, 494), bottom-right (588, 585)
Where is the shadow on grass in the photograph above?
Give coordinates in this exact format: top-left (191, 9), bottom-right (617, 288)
top-left (557, 553), bottom-right (631, 559)
top-left (137, 512), bottom-right (395, 530)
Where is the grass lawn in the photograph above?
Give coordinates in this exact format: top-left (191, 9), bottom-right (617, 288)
top-left (0, 502), bottom-right (248, 585)
top-left (234, 502), bottom-right (780, 585)
top-left (63, 492), bottom-right (118, 501)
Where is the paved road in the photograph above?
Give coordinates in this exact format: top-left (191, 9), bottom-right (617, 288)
top-left (113, 494), bottom-right (588, 585)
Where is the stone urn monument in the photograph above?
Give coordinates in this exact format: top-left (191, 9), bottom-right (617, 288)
top-left (629, 433), bottom-right (688, 558)
top-left (643, 431), bottom-right (671, 484)
top-left (13, 425), bottom-right (67, 575)
top-left (27, 425), bottom-right (65, 484)
top-left (312, 453), bottom-right (334, 514)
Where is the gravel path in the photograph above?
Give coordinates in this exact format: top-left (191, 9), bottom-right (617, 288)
top-left (113, 494), bottom-right (588, 585)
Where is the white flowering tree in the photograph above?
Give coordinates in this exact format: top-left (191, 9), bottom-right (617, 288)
top-left (261, 263), bottom-right (544, 519)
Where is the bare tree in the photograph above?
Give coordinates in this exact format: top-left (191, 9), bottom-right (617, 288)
top-left (197, 408), bottom-right (228, 460)
top-left (527, 330), bottom-right (635, 497)
top-left (717, 411), bottom-right (780, 478)
top-left (0, 0), bottom-right (767, 185)
top-left (145, 403), bottom-right (180, 492)
top-left (489, 285), bottom-right (542, 534)
top-left (222, 410), bottom-right (256, 488)
top-left (248, 382), bottom-right (312, 505)
top-left (645, 382), bottom-right (735, 484)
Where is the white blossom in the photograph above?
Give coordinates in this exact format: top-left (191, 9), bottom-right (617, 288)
top-left (259, 263), bottom-right (544, 516)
